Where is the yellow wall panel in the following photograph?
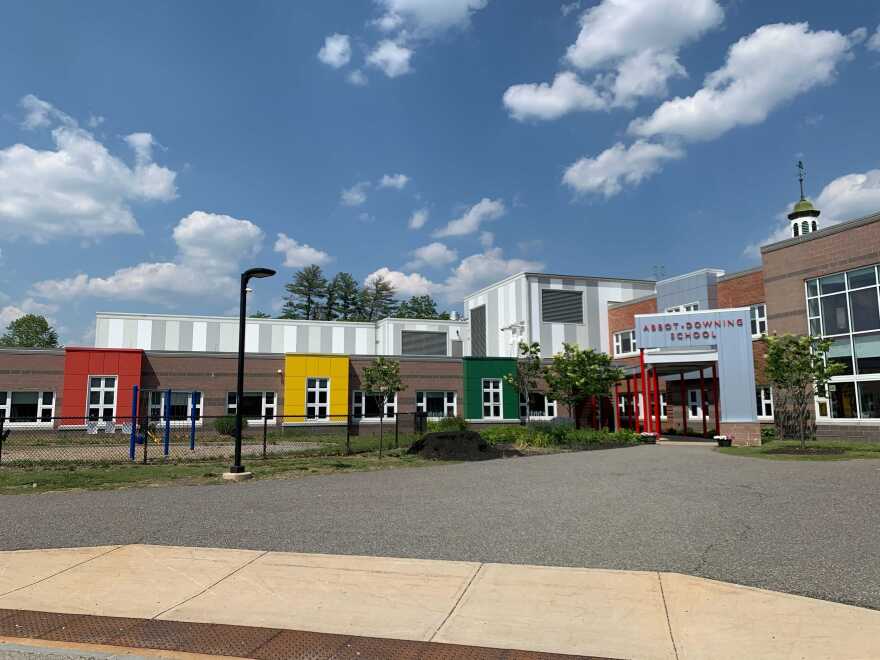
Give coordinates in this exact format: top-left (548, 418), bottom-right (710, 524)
top-left (283, 354), bottom-right (349, 419)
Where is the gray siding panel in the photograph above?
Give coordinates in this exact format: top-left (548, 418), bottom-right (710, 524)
top-left (96, 319), bottom-right (110, 348)
top-left (320, 326), bottom-right (332, 353)
top-left (122, 320), bottom-right (137, 348)
top-left (259, 326), bottom-right (272, 353)
top-left (563, 324), bottom-right (577, 345)
top-left (585, 285), bottom-right (600, 349)
top-left (178, 321), bottom-right (194, 352)
top-left (151, 321), bottom-right (167, 351)
top-left (344, 327), bottom-right (356, 354)
top-left (206, 323), bottom-right (221, 352)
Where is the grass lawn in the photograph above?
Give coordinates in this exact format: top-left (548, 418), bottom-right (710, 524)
top-left (0, 451), bottom-right (443, 495)
top-left (719, 440), bottom-right (880, 461)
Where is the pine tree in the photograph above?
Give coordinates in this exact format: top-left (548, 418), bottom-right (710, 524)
top-left (332, 273), bottom-right (362, 321)
top-left (360, 275), bottom-right (397, 321)
top-left (395, 295), bottom-right (449, 319)
top-left (280, 265), bottom-right (328, 320)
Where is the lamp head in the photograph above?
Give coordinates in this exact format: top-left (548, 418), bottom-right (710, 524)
top-left (243, 267), bottom-right (276, 281)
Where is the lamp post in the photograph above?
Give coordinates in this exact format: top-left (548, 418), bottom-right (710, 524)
top-left (225, 267), bottom-right (276, 480)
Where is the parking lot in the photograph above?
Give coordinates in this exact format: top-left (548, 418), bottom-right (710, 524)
top-left (2, 444), bottom-right (879, 609)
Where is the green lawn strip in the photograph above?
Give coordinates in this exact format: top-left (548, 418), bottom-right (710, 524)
top-left (0, 452), bottom-right (442, 495)
top-left (719, 440), bottom-right (880, 461)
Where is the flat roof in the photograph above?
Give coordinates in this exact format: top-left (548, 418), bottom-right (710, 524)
top-left (761, 209), bottom-right (880, 254)
top-left (717, 266), bottom-right (763, 282)
top-left (96, 312), bottom-right (465, 326)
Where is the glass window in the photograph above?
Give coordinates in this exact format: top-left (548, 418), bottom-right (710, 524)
top-left (809, 318), bottom-right (822, 336)
top-left (10, 392), bottom-right (39, 422)
top-left (755, 387), bottom-right (773, 418)
top-left (808, 298), bottom-right (820, 317)
top-left (821, 293), bottom-right (849, 335)
top-left (858, 381), bottom-right (880, 419)
top-left (750, 304), bottom-right (767, 336)
top-left (613, 330), bottom-right (636, 356)
top-left (226, 392), bottom-right (272, 419)
top-left (416, 391), bottom-right (456, 418)
top-left (819, 273), bottom-right (846, 295)
top-left (87, 376), bottom-right (117, 421)
top-left (826, 338), bottom-right (854, 375)
top-left (849, 288), bottom-right (880, 332)
top-left (829, 382), bottom-right (857, 418)
top-left (806, 279), bottom-right (819, 297)
top-left (847, 266), bottom-right (876, 289)
top-left (482, 379), bottom-right (502, 418)
top-left (306, 379), bottom-right (330, 419)
top-left (854, 333), bottom-right (880, 375)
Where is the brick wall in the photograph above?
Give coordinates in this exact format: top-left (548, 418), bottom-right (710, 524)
top-left (717, 269), bottom-right (764, 308)
top-left (350, 357), bottom-right (464, 416)
top-left (608, 296), bottom-right (656, 368)
top-left (0, 349), bottom-right (65, 412)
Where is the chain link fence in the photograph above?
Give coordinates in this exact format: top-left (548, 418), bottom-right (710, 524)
top-left (0, 412), bottom-right (428, 467)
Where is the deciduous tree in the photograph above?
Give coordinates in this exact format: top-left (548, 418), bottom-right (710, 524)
top-left (0, 314), bottom-right (59, 348)
top-left (361, 356), bottom-right (406, 456)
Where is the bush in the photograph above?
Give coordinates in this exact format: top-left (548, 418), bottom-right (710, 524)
top-left (479, 425), bottom-right (530, 445)
top-left (761, 426), bottom-right (777, 442)
top-left (427, 416), bottom-right (468, 432)
top-left (214, 416), bottom-right (236, 437)
top-left (479, 423), bottom-right (639, 448)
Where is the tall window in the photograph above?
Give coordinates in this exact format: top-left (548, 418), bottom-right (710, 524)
top-left (482, 379), bottom-right (502, 419)
top-left (227, 391), bottom-right (276, 420)
top-left (687, 389), bottom-right (701, 418)
top-left (613, 330), bottom-right (637, 356)
top-left (806, 265), bottom-right (880, 419)
top-left (305, 378), bottom-right (329, 419)
top-left (756, 387), bottom-right (773, 419)
top-left (519, 392), bottom-right (557, 418)
top-left (416, 391), bottom-right (456, 418)
top-left (352, 391), bottom-right (396, 418)
top-left (750, 304), bottom-right (767, 337)
top-left (0, 391), bottom-right (55, 424)
top-left (650, 392), bottom-right (668, 420)
top-left (88, 376), bottom-right (117, 421)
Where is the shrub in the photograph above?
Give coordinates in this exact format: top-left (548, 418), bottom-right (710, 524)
top-left (479, 423), bottom-right (639, 448)
top-left (214, 416), bottom-right (236, 437)
top-left (760, 426), bottom-right (777, 442)
top-left (427, 416), bottom-right (468, 432)
top-left (479, 425), bottom-right (529, 445)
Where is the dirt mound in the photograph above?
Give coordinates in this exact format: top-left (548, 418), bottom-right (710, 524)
top-left (408, 431), bottom-right (510, 461)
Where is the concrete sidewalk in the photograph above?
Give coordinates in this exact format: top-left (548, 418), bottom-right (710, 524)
top-left (0, 545), bottom-right (878, 660)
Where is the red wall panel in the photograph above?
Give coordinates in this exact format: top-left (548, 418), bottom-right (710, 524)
top-left (60, 348), bottom-right (143, 420)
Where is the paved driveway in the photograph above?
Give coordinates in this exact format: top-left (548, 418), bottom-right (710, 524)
top-left (2, 445), bottom-right (879, 609)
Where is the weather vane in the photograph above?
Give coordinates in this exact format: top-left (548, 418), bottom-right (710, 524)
top-left (797, 160), bottom-right (806, 200)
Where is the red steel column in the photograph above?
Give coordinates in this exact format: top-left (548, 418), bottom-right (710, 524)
top-left (712, 362), bottom-right (721, 434)
top-left (634, 370), bottom-right (641, 433)
top-left (680, 371), bottom-right (687, 435)
top-left (614, 383), bottom-right (621, 431)
top-left (639, 349), bottom-right (649, 433)
top-left (625, 376), bottom-right (632, 430)
top-left (653, 368), bottom-right (662, 435)
top-left (699, 367), bottom-right (708, 437)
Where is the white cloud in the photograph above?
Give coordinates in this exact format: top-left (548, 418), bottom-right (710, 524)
top-left (0, 95), bottom-right (177, 242)
top-left (0, 298), bottom-right (59, 329)
top-left (439, 247), bottom-right (543, 302)
top-left (340, 181), bottom-right (369, 206)
top-left (347, 69), bottom-right (368, 86)
top-left (408, 208), bottom-right (429, 229)
top-left (503, 72), bottom-right (607, 121)
top-left (405, 241), bottom-right (458, 269)
top-left (364, 267), bottom-right (436, 297)
top-left (318, 33), bottom-right (352, 68)
top-left (565, 0), bottom-right (723, 70)
top-left (379, 173), bottom-right (409, 189)
top-left (274, 233), bottom-right (332, 268)
top-left (433, 198), bottom-right (505, 237)
top-left (868, 25), bottom-right (880, 51)
top-left (87, 114), bottom-right (105, 128)
top-left (560, 1), bottom-right (581, 17)
top-left (629, 23), bottom-right (855, 142)
top-left (504, 0), bottom-right (722, 120)
top-left (745, 169), bottom-right (880, 257)
top-left (479, 231), bottom-right (494, 248)
top-left (375, 0), bottom-right (488, 36)
top-left (367, 40), bottom-right (414, 77)
top-left (562, 140), bottom-right (683, 197)
top-left (31, 211), bottom-right (264, 304)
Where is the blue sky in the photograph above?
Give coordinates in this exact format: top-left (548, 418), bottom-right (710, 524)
top-left (1, 0), bottom-right (879, 343)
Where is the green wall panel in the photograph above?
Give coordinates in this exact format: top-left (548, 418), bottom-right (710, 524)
top-left (463, 358), bottom-right (519, 420)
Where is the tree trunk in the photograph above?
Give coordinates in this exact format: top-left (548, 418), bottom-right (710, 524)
top-left (572, 399), bottom-right (580, 429)
top-left (596, 397), bottom-right (603, 431)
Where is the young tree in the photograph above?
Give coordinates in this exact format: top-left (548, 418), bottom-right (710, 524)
top-left (0, 314), bottom-right (60, 348)
top-left (543, 343), bottom-right (622, 429)
top-left (764, 334), bottom-right (843, 449)
top-left (586, 351), bottom-right (624, 431)
top-left (360, 275), bottom-right (397, 321)
top-left (361, 356), bottom-right (406, 457)
top-left (396, 295), bottom-right (449, 320)
top-left (280, 265), bottom-right (327, 320)
top-left (503, 341), bottom-right (543, 424)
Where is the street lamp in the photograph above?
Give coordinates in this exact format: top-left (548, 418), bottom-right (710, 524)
top-left (225, 267), bottom-right (276, 480)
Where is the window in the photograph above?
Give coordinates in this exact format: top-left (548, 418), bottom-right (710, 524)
top-left (401, 331), bottom-right (447, 356)
top-left (666, 302), bottom-right (699, 313)
top-left (146, 391), bottom-right (202, 423)
top-left (687, 389), bottom-right (713, 419)
top-left (306, 378), bottom-right (329, 419)
top-left (227, 391), bottom-right (276, 420)
top-left (613, 330), bottom-right (637, 356)
top-left (806, 265), bottom-right (880, 420)
top-left (416, 391), bottom-right (456, 418)
top-left (541, 290), bottom-right (584, 324)
top-left (0, 391), bottom-right (55, 424)
top-left (482, 379), bottom-right (502, 418)
top-left (756, 387), bottom-right (773, 419)
top-left (519, 392), bottom-right (557, 418)
top-left (88, 376), bottom-right (117, 421)
top-left (649, 392), bottom-right (668, 420)
top-left (750, 304), bottom-right (767, 337)
top-left (352, 391), bottom-right (396, 418)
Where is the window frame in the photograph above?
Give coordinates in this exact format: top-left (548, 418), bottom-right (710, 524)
top-left (145, 390), bottom-right (203, 426)
top-left (750, 303), bottom-right (767, 338)
top-left (305, 377), bottom-right (330, 421)
top-left (0, 390), bottom-right (55, 427)
top-left (613, 329), bottom-right (638, 357)
top-left (416, 391), bottom-right (457, 418)
top-left (756, 386), bottom-right (773, 420)
top-left (352, 390), bottom-right (397, 420)
top-left (518, 391), bottom-right (557, 419)
top-left (226, 391), bottom-right (277, 422)
top-left (481, 378), bottom-right (503, 419)
top-left (87, 375), bottom-right (118, 423)
top-left (666, 302), bottom-right (700, 313)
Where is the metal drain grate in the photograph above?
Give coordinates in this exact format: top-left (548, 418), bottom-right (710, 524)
top-left (0, 609), bottom-right (615, 660)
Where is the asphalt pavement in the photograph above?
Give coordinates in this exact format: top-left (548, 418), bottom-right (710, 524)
top-left (2, 444), bottom-right (879, 609)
